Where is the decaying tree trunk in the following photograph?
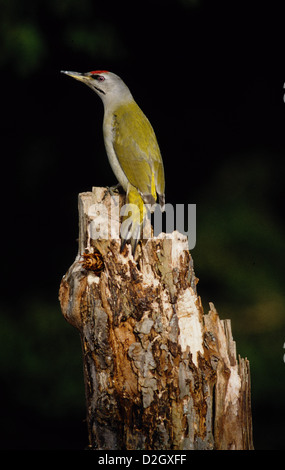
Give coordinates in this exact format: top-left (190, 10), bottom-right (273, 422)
top-left (59, 187), bottom-right (254, 450)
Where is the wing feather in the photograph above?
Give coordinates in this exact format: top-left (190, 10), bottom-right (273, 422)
top-left (111, 102), bottom-right (164, 204)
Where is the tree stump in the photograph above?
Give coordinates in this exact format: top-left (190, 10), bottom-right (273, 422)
top-left (59, 187), bottom-right (254, 450)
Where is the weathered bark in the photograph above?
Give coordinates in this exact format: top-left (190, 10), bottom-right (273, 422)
top-left (59, 187), bottom-right (254, 450)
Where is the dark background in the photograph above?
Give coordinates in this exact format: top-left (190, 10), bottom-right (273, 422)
top-left (1, 0), bottom-right (285, 450)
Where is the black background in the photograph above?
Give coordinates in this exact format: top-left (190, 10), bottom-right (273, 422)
top-left (1, 0), bottom-right (285, 449)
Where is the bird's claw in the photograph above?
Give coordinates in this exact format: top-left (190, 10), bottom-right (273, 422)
top-left (103, 184), bottom-right (122, 201)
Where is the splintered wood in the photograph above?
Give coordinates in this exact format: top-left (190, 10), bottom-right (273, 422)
top-left (59, 187), bottom-right (254, 450)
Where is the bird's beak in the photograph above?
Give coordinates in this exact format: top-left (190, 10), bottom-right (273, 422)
top-left (61, 70), bottom-right (92, 83)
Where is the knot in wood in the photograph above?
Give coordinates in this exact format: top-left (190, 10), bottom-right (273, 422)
top-left (81, 250), bottom-right (104, 275)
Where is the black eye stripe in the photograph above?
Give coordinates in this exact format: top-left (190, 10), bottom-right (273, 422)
top-left (91, 75), bottom-right (104, 81)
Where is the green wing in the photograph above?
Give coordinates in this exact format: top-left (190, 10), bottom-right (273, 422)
top-left (112, 101), bottom-right (165, 203)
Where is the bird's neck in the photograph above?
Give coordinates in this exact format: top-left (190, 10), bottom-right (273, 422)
top-left (101, 90), bottom-right (135, 113)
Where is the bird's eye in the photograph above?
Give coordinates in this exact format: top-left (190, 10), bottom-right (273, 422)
top-left (92, 75), bottom-right (105, 82)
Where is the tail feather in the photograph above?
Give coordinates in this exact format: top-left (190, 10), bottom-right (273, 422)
top-left (120, 184), bottom-right (165, 256)
top-left (120, 184), bottom-right (146, 256)
top-left (158, 193), bottom-right (165, 212)
top-left (120, 216), bottom-right (142, 255)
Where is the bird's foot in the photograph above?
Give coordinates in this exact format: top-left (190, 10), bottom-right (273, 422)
top-left (103, 183), bottom-right (122, 201)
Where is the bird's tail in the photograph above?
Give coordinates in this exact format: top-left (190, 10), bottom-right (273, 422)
top-left (120, 184), bottom-right (147, 256)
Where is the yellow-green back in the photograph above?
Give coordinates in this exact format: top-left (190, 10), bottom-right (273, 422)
top-left (111, 101), bottom-right (165, 204)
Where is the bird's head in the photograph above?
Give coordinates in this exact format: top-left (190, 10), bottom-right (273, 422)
top-left (61, 70), bottom-right (133, 107)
